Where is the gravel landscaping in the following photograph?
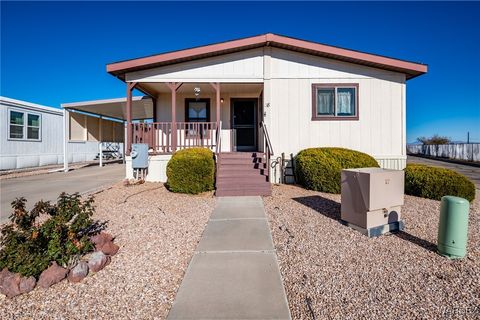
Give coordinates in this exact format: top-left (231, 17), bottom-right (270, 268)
top-left (0, 182), bottom-right (215, 319)
top-left (265, 184), bottom-right (480, 320)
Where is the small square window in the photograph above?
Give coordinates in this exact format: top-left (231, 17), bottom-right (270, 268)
top-left (8, 110), bottom-right (41, 140)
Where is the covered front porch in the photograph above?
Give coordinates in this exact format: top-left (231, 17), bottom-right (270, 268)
top-left (125, 82), bottom-right (265, 155)
top-left (126, 82), bottom-right (263, 155)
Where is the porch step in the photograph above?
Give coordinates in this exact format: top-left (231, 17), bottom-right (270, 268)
top-left (216, 172), bottom-right (267, 179)
top-left (219, 158), bottom-right (265, 165)
top-left (217, 163), bottom-right (267, 171)
top-left (217, 176), bottom-right (268, 184)
top-left (215, 152), bottom-right (271, 197)
top-left (219, 152), bottom-right (264, 159)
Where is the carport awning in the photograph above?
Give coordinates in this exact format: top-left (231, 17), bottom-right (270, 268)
top-left (61, 96), bottom-right (153, 121)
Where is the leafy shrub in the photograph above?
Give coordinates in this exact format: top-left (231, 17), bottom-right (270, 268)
top-left (0, 193), bottom-right (105, 278)
top-left (166, 148), bottom-right (215, 194)
top-left (405, 164), bottom-right (475, 202)
top-left (295, 147), bottom-right (379, 193)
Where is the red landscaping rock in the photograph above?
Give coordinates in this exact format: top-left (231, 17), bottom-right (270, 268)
top-left (68, 261), bottom-right (89, 283)
top-left (100, 240), bottom-right (119, 256)
top-left (19, 276), bottom-right (36, 294)
top-left (38, 262), bottom-right (68, 289)
top-left (88, 251), bottom-right (111, 272)
top-left (0, 269), bottom-right (21, 298)
top-left (90, 232), bottom-right (114, 249)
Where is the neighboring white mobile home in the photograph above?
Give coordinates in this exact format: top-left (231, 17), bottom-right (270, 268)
top-left (1, 96), bottom-right (124, 171)
top-left (64, 33), bottom-right (428, 195)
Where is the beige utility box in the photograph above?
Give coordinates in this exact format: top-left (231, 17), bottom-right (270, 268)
top-left (341, 168), bottom-right (405, 237)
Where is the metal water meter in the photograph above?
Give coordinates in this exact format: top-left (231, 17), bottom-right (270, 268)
top-left (131, 143), bottom-right (149, 169)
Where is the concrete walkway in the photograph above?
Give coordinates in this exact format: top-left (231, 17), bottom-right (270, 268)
top-left (167, 196), bottom-right (291, 319)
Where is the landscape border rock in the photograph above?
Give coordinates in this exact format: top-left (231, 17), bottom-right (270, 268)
top-left (67, 261), bottom-right (89, 283)
top-left (38, 262), bottom-right (68, 289)
top-left (88, 251), bottom-right (111, 273)
top-left (0, 269), bottom-right (21, 298)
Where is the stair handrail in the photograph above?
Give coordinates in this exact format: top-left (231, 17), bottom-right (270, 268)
top-left (260, 121), bottom-right (273, 156)
top-left (260, 121), bottom-right (273, 182)
top-left (215, 121), bottom-right (222, 155)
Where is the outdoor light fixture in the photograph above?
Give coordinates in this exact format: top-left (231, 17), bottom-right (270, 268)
top-left (220, 98), bottom-right (224, 103)
top-left (194, 87), bottom-right (201, 100)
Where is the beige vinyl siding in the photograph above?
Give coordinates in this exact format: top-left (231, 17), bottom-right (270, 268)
top-left (265, 48), bottom-right (406, 170)
top-left (126, 48), bottom-right (264, 83)
top-left (69, 112), bottom-right (87, 141)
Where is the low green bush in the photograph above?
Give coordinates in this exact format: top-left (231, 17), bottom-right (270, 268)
top-left (295, 147), bottom-right (379, 193)
top-left (405, 164), bottom-right (475, 202)
top-left (166, 148), bottom-right (215, 194)
top-left (0, 193), bottom-right (105, 278)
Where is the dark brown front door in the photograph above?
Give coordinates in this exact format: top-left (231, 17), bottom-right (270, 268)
top-left (231, 99), bottom-right (257, 151)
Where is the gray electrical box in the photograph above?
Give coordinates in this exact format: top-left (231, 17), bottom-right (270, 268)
top-left (341, 168), bottom-right (404, 237)
top-left (131, 143), bottom-right (149, 169)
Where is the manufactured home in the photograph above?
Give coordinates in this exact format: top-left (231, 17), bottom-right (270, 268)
top-left (1, 96), bottom-right (124, 171)
top-left (64, 33), bottom-right (427, 196)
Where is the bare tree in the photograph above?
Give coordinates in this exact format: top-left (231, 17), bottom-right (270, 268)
top-left (417, 134), bottom-right (451, 145)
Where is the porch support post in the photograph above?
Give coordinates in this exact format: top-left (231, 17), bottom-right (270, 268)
top-left (126, 82), bottom-right (137, 155)
top-left (210, 82), bottom-right (221, 128)
top-left (152, 97), bottom-right (158, 123)
top-left (167, 82), bottom-right (182, 152)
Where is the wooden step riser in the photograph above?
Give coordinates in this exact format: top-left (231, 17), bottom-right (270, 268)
top-left (216, 170), bottom-right (268, 180)
top-left (219, 152), bottom-right (264, 158)
top-left (218, 163), bottom-right (267, 170)
top-left (219, 159), bottom-right (265, 165)
top-left (217, 176), bottom-right (268, 183)
top-left (216, 182), bottom-right (270, 188)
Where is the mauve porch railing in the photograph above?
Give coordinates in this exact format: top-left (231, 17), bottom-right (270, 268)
top-left (131, 122), bottom-right (219, 153)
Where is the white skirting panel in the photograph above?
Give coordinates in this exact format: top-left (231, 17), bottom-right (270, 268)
top-left (375, 156), bottom-right (407, 170)
top-left (125, 154), bottom-right (172, 182)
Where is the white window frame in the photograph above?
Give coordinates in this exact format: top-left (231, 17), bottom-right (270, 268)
top-left (8, 108), bottom-right (42, 141)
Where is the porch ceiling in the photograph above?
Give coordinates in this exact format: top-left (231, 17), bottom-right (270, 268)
top-left (61, 96), bottom-right (153, 121)
top-left (138, 82), bottom-right (263, 96)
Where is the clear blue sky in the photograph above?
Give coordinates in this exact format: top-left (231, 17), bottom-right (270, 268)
top-left (1, 1), bottom-right (479, 142)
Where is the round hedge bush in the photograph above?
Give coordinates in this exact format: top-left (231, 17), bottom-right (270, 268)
top-left (295, 147), bottom-right (379, 193)
top-left (166, 148), bottom-right (215, 194)
top-left (405, 164), bottom-right (475, 202)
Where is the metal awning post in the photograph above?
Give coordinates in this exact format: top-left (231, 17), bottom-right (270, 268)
top-left (63, 108), bottom-right (69, 172)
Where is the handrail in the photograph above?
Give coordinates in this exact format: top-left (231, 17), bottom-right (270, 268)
top-left (260, 121), bottom-right (273, 182)
top-left (215, 121), bottom-right (222, 155)
top-left (260, 121), bottom-right (273, 156)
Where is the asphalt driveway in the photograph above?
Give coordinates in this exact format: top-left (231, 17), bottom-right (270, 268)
top-left (0, 163), bottom-right (125, 223)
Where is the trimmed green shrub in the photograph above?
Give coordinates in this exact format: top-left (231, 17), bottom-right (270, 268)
top-left (405, 164), bottom-right (475, 202)
top-left (166, 148), bottom-right (215, 194)
top-left (0, 193), bottom-right (105, 278)
top-left (295, 147), bottom-right (379, 193)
